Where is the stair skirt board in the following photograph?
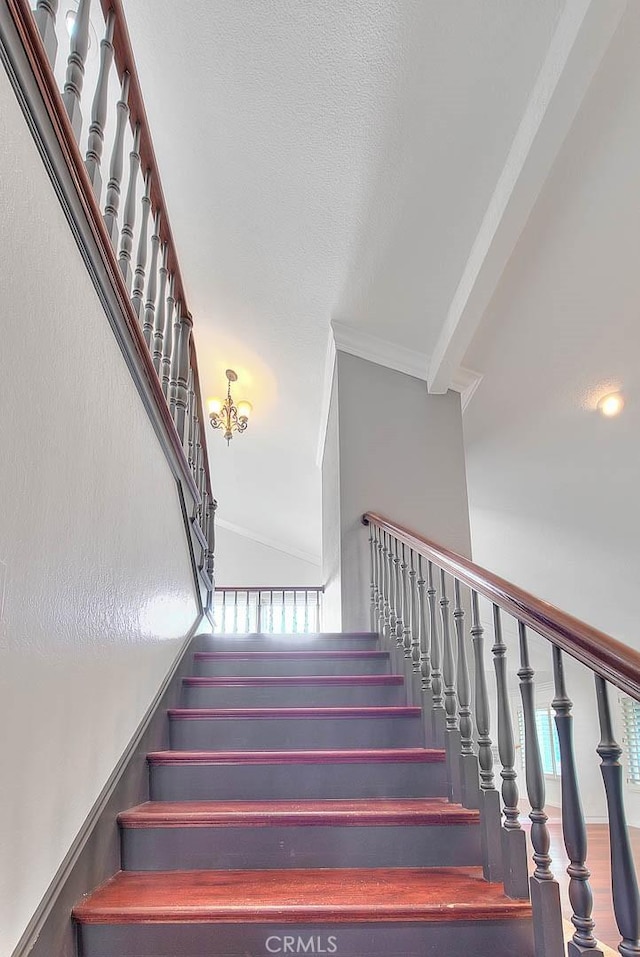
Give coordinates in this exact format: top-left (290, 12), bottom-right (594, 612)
top-left (167, 707), bottom-right (424, 750)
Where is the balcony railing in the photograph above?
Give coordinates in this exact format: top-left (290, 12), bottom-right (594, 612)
top-left (213, 587), bottom-right (323, 635)
top-left (1, 0), bottom-right (216, 599)
top-left (364, 511), bottom-right (640, 957)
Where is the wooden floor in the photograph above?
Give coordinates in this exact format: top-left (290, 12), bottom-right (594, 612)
top-left (524, 811), bottom-right (640, 951)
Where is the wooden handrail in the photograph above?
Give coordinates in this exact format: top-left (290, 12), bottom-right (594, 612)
top-left (363, 511), bottom-right (640, 701)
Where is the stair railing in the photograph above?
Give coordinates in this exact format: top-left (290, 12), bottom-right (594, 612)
top-left (364, 511), bottom-right (640, 957)
top-left (213, 587), bottom-right (324, 635)
top-left (2, 0), bottom-right (216, 599)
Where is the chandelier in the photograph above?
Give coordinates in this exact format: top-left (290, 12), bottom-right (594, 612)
top-left (208, 369), bottom-right (252, 445)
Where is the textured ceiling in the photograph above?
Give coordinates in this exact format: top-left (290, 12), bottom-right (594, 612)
top-left (121, 0), bottom-right (564, 561)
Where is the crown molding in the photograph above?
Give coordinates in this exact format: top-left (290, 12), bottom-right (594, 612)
top-left (331, 319), bottom-right (429, 381)
top-left (216, 517), bottom-right (321, 567)
top-left (316, 323), bottom-right (483, 464)
top-left (451, 365), bottom-right (484, 412)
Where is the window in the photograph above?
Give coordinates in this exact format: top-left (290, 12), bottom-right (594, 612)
top-left (518, 707), bottom-right (561, 777)
top-left (621, 696), bottom-right (640, 785)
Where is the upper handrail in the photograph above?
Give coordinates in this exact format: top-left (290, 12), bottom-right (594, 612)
top-left (363, 511), bottom-right (640, 700)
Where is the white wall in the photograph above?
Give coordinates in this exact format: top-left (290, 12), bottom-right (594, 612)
top-left (0, 66), bottom-right (199, 954)
top-left (321, 368), bottom-right (342, 631)
top-left (333, 352), bottom-right (471, 630)
top-left (463, 6), bottom-right (640, 826)
top-left (214, 525), bottom-right (321, 587)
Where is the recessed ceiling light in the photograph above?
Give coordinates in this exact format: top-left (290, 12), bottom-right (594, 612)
top-left (597, 392), bottom-right (624, 417)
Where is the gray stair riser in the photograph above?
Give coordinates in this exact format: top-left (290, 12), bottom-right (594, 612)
top-left (192, 658), bottom-right (390, 677)
top-left (202, 637), bottom-right (379, 652)
top-left (78, 917), bottom-right (534, 957)
top-left (168, 716), bottom-right (425, 751)
top-left (149, 760), bottom-right (447, 801)
top-left (121, 822), bottom-right (482, 870)
top-left (181, 684), bottom-right (406, 708)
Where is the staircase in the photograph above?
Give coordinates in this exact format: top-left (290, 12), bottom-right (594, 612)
top-left (73, 631), bottom-right (533, 957)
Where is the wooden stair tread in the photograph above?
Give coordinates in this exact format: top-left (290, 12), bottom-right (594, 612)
top-left (147, 748), bottom-right (446, 765)
top-left (168, 706), bottom-right (421, 719)
top-left (73, 867), bottom-right (530, 924)
top-left (183, 675), bottom-right (403, 686)
top-left (118, 799), bottom-right (479, 828)
top-left (193, 650), bottom-right (389, 660)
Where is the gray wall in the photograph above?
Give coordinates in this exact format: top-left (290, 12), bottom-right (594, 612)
top-left (327, 352), bottom-right (471, 631)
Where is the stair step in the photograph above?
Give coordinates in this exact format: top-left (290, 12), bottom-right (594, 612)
top-left (193, 650), bottom-right (391, 677)
top-left (203, 633), bottom-right (379, 651)
top-left (167, 706), bottom-right (424, 750)
top-left (74, 868), bottom-right (533, 957)
top-left (148, 748), bottom-right (447, 801)
top-left (74, 865), bottom-right (529, 922)
top-left (119, 798), bottom-right (479, 827)
top-left (119, 799), bottom-right (482, 870)
top-left (181, 674), bottom-right (406, 707)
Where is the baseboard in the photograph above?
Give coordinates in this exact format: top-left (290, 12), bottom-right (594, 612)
top-left (11, 615), bottom-right (208, 957)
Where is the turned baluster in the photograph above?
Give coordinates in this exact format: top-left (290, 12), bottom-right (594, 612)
top-left (428, 561), bottom-right (445, 747)
top-left (551, 647), bottom-right (601, 955)
top-left (417, 555), bottom-right (433, 711)
top-left (131, 171), bottom-right (151, 317)
top-left (142, 211), bottom-right (161, 348)
top-left (454, 580), bottom-right (479, 809)
top-left (369, 529), bottom-right (377, 632)
top-left (492, 605), bottom-right (528, 899)
top-left (103, 71), bottom-right (130, 247)
top-left (518, 624), bottom-right (563, 956)
top-left (160, 275), bottom-right (175, 398)
top-left (440, 570), bottom-right (462, 803)
top-left (595, 676), bottom-right (640, 957)
top-left (470, 591), bottom-right (502, 881)
top-left (206, 498), bottom-right (217, 589)
top-left (84, 11), bottom-right (114, 200)
top-left (375, 529), bottom-right (385, 634)
top-left (393, 540), bottom-right (404, 653)
top-left (168, 298), bottom-right (182, 415)
top-left (118, 123), bottom-right (141, 289)
top-left (62, 0), bottom-right (90, 139)
top-left (410, 550), bottom-right (421, 676)
top-left (401, 544), bottom-right (412, 664)
top-left (34, 0), bottom-right (59, 67)
top-left (381, 532), bottom-right (391, 640)
top-left (172, 307), bottom-right (193, 443)
top-left (186, 369), bottom-right (196, 470)
top-left (152, 243), bottom-right (168, 373)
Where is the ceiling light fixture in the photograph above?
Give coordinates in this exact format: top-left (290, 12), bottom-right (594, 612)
top-left (208, 369), bottom-right (252, 445)
top-left (597, 392), bottom-right (624, 418)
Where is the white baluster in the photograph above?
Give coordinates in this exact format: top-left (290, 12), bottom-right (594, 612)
top-left (103, 71), bottom-right (130, 247)
top-left (118, 123), bottom-right (141, 290)
top-left (62, 0), bottom-right (91, 140)
top-left (34, 0), bottom-right (59, 68)
top-left (84, 11), bottom-right (115, 200)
